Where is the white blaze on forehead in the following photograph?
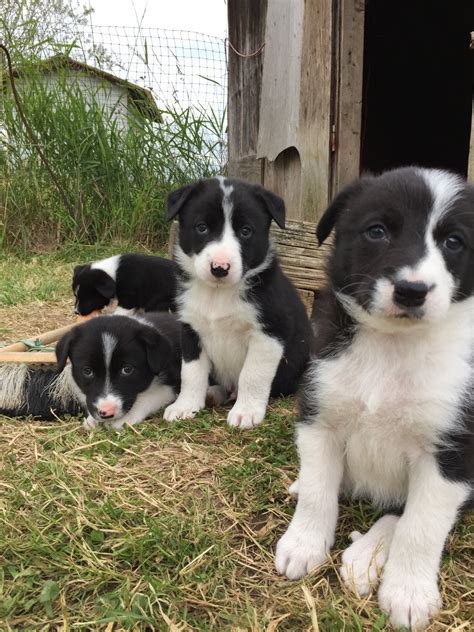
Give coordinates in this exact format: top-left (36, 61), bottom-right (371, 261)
top-left (91, 254), bottom-right (121, 280)
top-left (417, 168), bottom-right (463, 226)
top-left (216, 175), bottom-right (234, 222)
top-left (102, 332), bottom-right (118, 370)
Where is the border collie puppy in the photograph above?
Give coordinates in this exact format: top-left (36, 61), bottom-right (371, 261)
top-left (163, 177), bottom-right (312, 429)
top-left (72, 254), bottom-right (178, 316)
top-left (275, 168), bottom-right (474, 629)
top-left (56, 313), bottom-right (181, 430)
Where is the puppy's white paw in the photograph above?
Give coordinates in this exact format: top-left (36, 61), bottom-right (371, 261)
top-left (109, 419), bottom-right (125, 430)
top-left (340, 535), bottom-right (384, 596)
top-left (275, 527), bottom-right (328, 580)
top-left (164, 401), bottom-right (201, 422)
top-left (340, 515), bottom-right (398, 596)
top-left (288, 479), bottom-right (299, 498)
top-left (378, 571), bottom-right (441, 629)
top-left (227, 402), bottom-right (265, 429)
top-left (83, 415), bottom-right (98, 431)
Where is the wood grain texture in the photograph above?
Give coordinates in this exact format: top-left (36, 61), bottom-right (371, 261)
top-left (256, 0), bottom-right (304, 162)
top-left (227, 0), bottom-right (267, 162)
top-left (332, 0), bottom-right (365, 193)
top-left (0, 352), bottom-right (57, 364)
top-left (468, 98), bottom-right (474, 183)
top-left (297, 0), bottom-right (333, 222)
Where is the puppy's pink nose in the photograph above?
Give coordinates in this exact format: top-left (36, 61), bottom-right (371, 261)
top-left (98, 402), bottom-right (117, 418)
top-left (210, 260), bottom-right (231, 278)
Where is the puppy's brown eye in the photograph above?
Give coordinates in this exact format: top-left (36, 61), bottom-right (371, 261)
top-left (366, 224), bottom-right (387, 241)
top-left (82, 367), bottom-right (93, 378)
top-left (121, 365), bottom-right (134, 376)
top-left (240, 225), bottom-right (253, 238)
top-left (443, 234), bottom-right (463, 252)
top-left (195, 223), bottom-right (209, 236)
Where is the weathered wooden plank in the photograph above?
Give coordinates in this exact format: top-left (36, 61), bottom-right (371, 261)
top-left (332, 0), bottom-right (365, 193)
top-left (298, 0), bottom-right (334, 222)
top-left (0, 352), bottom-right (57, 364)
top-left (227, 155), bottom-right (263, 184)
top-left (468, 97), bottom-right (474, 184)
top-left (257, 0), bottom-right (304, 163)
top-left (227, 0), bottom-right (268, 162)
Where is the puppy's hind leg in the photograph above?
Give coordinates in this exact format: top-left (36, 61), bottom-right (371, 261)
top-left (340, 514), bottom-right (399, 596)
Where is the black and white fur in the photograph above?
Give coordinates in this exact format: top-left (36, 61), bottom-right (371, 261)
top-left (72, 254), bottom-right (178, 316)
top-left (56, 313), bottom-right (182, 430)
top-left (275, 167), bottom-right (474, 629)
top-left (163, 176), bottom-right (313, 429)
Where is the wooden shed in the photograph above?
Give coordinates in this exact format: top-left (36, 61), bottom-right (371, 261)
top-left (7, 55), bottom-right (162, 131)
top-left (227, 0), bottom-right (474, 222)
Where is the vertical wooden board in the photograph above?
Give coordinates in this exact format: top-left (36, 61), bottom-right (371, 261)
top-left (227, 156), bottom-right (263, 184)
top-left (264, 148), bottom-right (302, 220)
top-left (256, 0), bottom-right (305, 162)
top-left (298, 0), bottom-right (334, 222)
top-left (468, 98), bottom-right (474, 184)
top-left (227, 0), bottom-right (268, 163)
top-left (332, 0), bottom-right (365, 194)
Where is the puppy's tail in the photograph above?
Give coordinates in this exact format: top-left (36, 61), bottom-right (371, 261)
top-left (0, 364), bottom-right (84, 420)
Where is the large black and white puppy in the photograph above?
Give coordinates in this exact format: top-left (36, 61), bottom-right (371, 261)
top-left (56, 313), bottom-right (181, 429)
top-left (73, 254), bottom-right (178, 316)
top-left (275, 167), bottom-right (474, 629)
top-left (163, 176), bottom-right (312, 429)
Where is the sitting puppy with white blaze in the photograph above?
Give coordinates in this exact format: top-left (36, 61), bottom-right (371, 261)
top-left (275, 167), bottom-right (474, 630)
top-left (163, 176), bottom-right (312, 429)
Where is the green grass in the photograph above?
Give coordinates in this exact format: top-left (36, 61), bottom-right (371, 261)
top-left (1, 65), bottom-right (226, 252)
top-left (0, 250), bottom-right (473, 630)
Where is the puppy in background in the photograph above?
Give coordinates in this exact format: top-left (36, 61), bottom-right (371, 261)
top-left (275, 167), bottom-right (474, 629)
top-left (56, 313), bottom-right (181, 430)
top-left (73, 253), bottom-right (178, 316)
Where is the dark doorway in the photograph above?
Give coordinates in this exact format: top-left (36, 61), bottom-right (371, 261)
top-left (360, 0), bottom-right (473, 176)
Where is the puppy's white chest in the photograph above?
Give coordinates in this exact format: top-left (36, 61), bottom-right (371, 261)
top-left (314, 322), bottom-right (472, 503)
top-left (180, 283), bottom-right (259, 388)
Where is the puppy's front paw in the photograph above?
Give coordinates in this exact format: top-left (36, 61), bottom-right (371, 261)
top-left (227, 402), bottom-right (265, 429)
top-left (275, 526), bottom-right (328, 580)
top-left (83, 415), bottom-right (98, 431)
top-left (378, 570), bottom-right (441, 629)
top-left (164, 401), bottom-right (201, 422)
top-left (109, 419), bottom-right (125, 430)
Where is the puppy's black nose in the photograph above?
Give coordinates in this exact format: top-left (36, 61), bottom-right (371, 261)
top-left (98, 410), bottom-right (114, 419)
top-left (393, 280), bottom-right (429, 308)
top-left (210, 262), bottom-right (230, 278)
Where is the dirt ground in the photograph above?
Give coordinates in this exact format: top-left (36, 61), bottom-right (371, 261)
top-left (0, 299), bottom-right (73, 346)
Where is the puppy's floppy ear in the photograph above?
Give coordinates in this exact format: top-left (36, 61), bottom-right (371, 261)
top-left (56, 328), bottom-right (78, 372)
top-left (73, 264), bottom-right (86, 283)
top-left (316, 177), bottom-right (372, 245)
top-left (254, 185), bottom-right (286, 228)
top-left (95, 274), bottom-right (116, 299)
top-left (166, 181), bottom-right (201, 221)
top-left (139, 327), bottom-right (173, 374)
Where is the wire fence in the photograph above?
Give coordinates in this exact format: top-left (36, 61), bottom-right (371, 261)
top-left (73, 26), bottom-right (228, 119)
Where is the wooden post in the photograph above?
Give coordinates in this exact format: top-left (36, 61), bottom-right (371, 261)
top-left (331, 0), bottom-right (365, 193)
top-left (227, 0), bottom-right (267, 184)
